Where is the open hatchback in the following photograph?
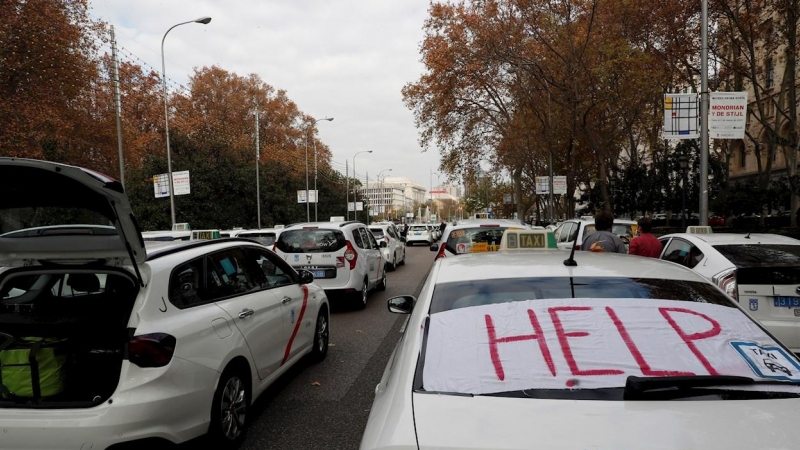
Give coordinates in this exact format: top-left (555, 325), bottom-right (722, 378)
top-left (0, 158), bottom-right (145, 408)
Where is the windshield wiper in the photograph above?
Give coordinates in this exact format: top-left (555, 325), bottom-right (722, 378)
top-left (624, 375), bottom-right (799, 400)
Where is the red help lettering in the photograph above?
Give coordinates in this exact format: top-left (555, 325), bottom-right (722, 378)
top-left (484, 310), bottom-right (556, 381)
top-left (549, 306), bottom-right (623, 376)
top-left (606, 307), bottom-right (694, 377)
top-left (659, 307), bottom-right (721, 375)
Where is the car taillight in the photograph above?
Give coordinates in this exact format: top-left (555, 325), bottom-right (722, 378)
top-left (713, 268), bottom-right (738, 302)
top-left (435, 243), bottom-right (446, 260)
top-left (344, 240), bottom-right (358, 269)
top-left (336, 256), bottom-right (345, 268)
top-left (129, 333), bottom-right (176, 368)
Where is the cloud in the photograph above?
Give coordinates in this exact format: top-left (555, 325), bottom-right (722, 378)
top-left (90, 0), bottom-right (448, 195)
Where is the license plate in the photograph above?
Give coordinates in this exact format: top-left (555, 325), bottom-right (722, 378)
top-left (311, 270), bottom-right (326, 278)
top-left (774, 297), bottom-right (800, 307)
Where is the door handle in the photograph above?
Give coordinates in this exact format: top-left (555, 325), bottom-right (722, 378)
top-left (238, 308), bottom-right (255, 319)
top-left (281, 297), bottom-right (292, 304)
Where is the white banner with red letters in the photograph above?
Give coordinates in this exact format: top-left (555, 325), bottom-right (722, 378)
top-left (422, 298), bottom-right (800, 395)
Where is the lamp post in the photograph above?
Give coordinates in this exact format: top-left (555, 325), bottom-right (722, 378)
top-left (678, 155), bottom-right (689, 230)
top-left (161, 16), bottom-right (211, 227)
top-left (307, 117), bottom-right (333, 222)
top-left (353, 150), bottom-right (373, 222)
top-left (377, 169), bottom-right (392, 220)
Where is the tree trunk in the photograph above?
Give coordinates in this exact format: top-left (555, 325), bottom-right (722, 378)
top-left (784, 0), bottom-right (799, 226)
top-left (513, 165), bottom-right (524, 219)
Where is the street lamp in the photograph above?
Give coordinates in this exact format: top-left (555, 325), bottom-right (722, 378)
top-left (306, 117), bottom-right (333, 222)
top-left (377, 169), bottom-right (393, 220)
top-left (161, 16), bottom-right (211, 227)
top-left (678, 155), bottom-right (689, 230)
top-left (353, 150), bottom-right (373, 222)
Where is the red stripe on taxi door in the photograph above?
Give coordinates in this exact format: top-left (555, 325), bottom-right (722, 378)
top-left (281, 284), bottom-right (309, 366)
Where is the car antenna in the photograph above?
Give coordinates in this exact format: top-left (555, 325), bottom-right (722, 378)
top-left (745, 230), bottom-right (751, 239)
top-left (563, 222), bottom-right (581, 267)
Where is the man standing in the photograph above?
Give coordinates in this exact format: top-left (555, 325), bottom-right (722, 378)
top-left (579, 210), bottom-right (627, 253)
top-left (628, 216), bottom-right (663, 258)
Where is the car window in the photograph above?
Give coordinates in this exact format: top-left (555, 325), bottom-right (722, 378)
top-left (663, 238), bottom-right (704, 268)
top-left (205, 247), bottom-right (263, 299)
top-left (243, 247), bottom-right (297, 288)
top-left (444, 227), bottom-right (507, 254)
top-left (370, 228), bottom-right (385, 239)
top-left (417, 277), bottom-right (800, 400)
top-left (409, 225), bottom-right (428, 232)
top-left (363, 228), bottom-right (379, 249)
top-left (168, 257), bottom-right (208, 308)
top-left (275, 228), bottom-right (345, 253)
top-left (387, 227), bottom-right (398, 239)
top-left (238, 232), bottom-right (277, 246)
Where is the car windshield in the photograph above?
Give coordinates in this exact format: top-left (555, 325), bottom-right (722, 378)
top-left (275, 229), bottom-right (345, 253)
top-left (409, 226), bottom-right (428, 232)
top-left (417, 277), bottom-right (800, 400)
top-left (444, 227), bottom-right (510, 254)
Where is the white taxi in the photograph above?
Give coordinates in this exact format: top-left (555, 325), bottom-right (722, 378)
top-left (361, 229), bottom-right (800, 449)
top-left (658, 226), bottom-right (800, 353)
top-left (430, 219), bottom-right (530, 259)
top-left (405, 224), bottom-right (433, 246)
top-left (0, 158), bottom-right (330, 449)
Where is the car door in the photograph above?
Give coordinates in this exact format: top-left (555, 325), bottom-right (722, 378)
top-left (660, 237), bottom-right (705, 269)
top-left (556, 222), bottom-right (576, 250)
top-left (242, 247), bottom-right (312, 366)
top-left (209, 247), bottom-right (288, 380)
top-left (360, 227), bottom-right (382, 286)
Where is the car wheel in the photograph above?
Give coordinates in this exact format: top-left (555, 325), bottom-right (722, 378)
top-left (208, 367), bottom-right (250, 448)
top-left (399, 248), bottom-right (406, 265)
top-left (377, 269), bottom-right (387, 292)
top-left (389, 255), bottom-right (397, 271)
top-left (354, 278), bottom-right (368, 309)
top-left (310, 308), bottom-right (329, 362)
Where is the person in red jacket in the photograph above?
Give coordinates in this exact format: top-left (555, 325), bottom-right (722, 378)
top-left (628, 216), bottom-right (663, 258)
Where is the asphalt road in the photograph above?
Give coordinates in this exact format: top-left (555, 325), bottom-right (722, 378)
top-left (178, 243), bottom-right (436, 450)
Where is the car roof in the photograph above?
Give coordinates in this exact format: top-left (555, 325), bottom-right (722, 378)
top-left (145, 237), bottom-right (266, 262)
top-left (433, 251), bottom-right (707, 284)
top-left (664, 233), bottom-right (800, 245)
top-left (282, 221), bottom-right (364, 230)
top-left (568, 218), bottom-right (638, 225)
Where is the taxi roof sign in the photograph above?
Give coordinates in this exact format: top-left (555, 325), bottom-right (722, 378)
top-left (499, 229), bottom-right (558, 251)
top-left (191, 229), bottom-right (221, 240)
top-left (686, 226), bottom-right (713, 234)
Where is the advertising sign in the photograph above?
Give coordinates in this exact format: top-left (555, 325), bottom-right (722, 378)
top-left (153, 170), bottom-right (190, 198)
top-left (296, 190), bottom-right (318, 203)
top-left (553, 176), bottom-right (567, 195)
top-left (535, 176), bottom-right (549, 195)
top-left (664, 93), bottom-right (700, 139)
top-left (709, 92), bottom-right (748, 139)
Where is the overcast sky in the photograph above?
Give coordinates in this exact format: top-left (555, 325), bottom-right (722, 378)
top-left (89, 0), bottom-right (445, 192)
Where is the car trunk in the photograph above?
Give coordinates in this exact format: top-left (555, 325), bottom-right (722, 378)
top-left (0, 268), bottom-right (138, 408)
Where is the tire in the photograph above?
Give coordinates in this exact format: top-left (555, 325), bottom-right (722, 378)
top-left (389, 255), bottom-right (397, 271)
top-left (377, 269), bottom-right (387, 292)
top-left (310, 309), bottom-right (329, 362)
top-left (208, 367), bottom-right (250, 448)
top-left (399, 248), bottom-right (406, 266)
top-left (354, 278), bottom-right (368, 309)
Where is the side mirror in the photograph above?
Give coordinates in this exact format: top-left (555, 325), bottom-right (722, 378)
top-left (388, 295), bottom-right (415, 314)
top-left (298, 270), bottom-right (314, 284)
top-left (429, 243), bottom-right (438, 251)
top-left (380, 241), bottom-right (388, 248)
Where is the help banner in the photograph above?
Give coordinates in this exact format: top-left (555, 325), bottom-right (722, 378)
top-left (422, 298), bottom-right (800, 395)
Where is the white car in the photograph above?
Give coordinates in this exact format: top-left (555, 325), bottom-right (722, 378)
top-left (658, 228), bottom-right (800, 353)
top-left (361, 228), bottom-right (800, 449)
top-left (273, 221), bottom-right (386, 309)
top-left (370, 224), bottom-right (406, 271)
top-left (405, 224), bottom-right (433, 246)
top-left (430, 218), bottom-right (530, 259)
top-left (0, 158), bottom-right (330, 449)
top-left (553, 218), bottom-right (638, 251)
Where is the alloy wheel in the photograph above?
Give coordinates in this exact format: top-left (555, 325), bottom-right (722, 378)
top-left (220, 376), bottom-right (247, 441)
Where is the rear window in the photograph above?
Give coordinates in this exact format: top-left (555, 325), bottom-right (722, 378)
top-left (714, 244), bottom-right (800, 267)
top-left (418, 277), bottom-right (800, 399)
top-left (370, 228), bottom-right (385, 238)
top-left (409, 225), bottom-right (429, 232)
top-left (445, 227), bottom-right (508, 254)
top-left (584, 224), bottom-right (636, 239)
top-left (239, 232), bottom-right (277, 246)
top-left (275, 229), bottom-right (345, 253)
top-left (0, 207), bottom-right (112, 236)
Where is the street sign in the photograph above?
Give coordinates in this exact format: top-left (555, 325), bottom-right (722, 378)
top-left (535, 176), bottom-right (549, 195)
top-left (296, 190), bottom-right (318, 203)
top-left (553, 176), bottom-right (567, 195)
top-left (709, 92), bottom-right (747, 139)
top-left (153, 170), bottom-right (190, 198)
top-left (348, 202), bottom-right (364, 212)
top-left (663, 93), bottom-right (700, 139)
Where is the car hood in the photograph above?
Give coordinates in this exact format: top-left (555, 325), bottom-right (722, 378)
top-left (413, 392), bottom-right (800, 449)
top-left (0, 158), bottom-right (146, 268)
